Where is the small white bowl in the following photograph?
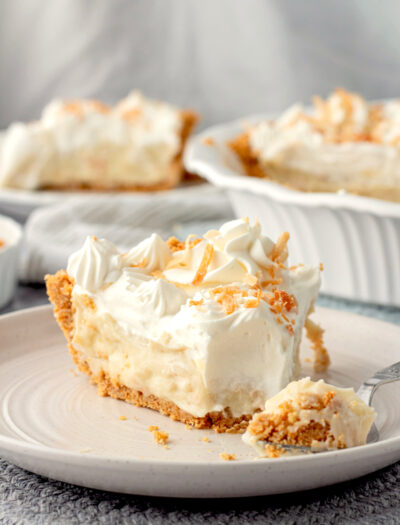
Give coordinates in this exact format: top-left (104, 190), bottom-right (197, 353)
top-left (185, 115), bottom-right (400, 306)
top-left (0, 215), bottom-right (22, 308)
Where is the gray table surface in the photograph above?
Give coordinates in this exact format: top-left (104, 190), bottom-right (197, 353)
top-left (1, 285), bottom-right (400, 525)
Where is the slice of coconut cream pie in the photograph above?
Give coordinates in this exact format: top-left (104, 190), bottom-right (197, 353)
top-left (0, 91), bottom-right (197, 191)
top-left (230, 88), bottom-right (400, 202)
top-left (46, 218), bottom-right (329, 432)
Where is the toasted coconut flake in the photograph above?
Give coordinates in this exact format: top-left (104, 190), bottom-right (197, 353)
top-left (202, 136), bottom-right (215, 146)
top-left (189, 298), bottom-right (204, 307)
top-left (62, 101), bottom-right (84, 116)
top-left (129, 257), bottom-right (147, 268)
top-left (244, 288), bottom-right (262, 309)
top-left (269, 290), bottom-right (298, 313)
top-left (121, 108), bottom-right (141, 120)
top-left (167, 236), bottom-right (186, 252)
top-left (210, 285), bottom-right (264, 315)
top-left (307, 89), bottom-right (396, 145)
top-left (167, 235), bottom-right (202, 253)
top-left (90, 100), bottom-right (110, 113)
top-left (192, 244), bottom-right (214, 286)
top-left (62, 100), bottom-right (110, 116)
top-left (289, 264), bottom-right (304, 271)
top-left (244, 273), bottom-right (258, 286)
top-left (151, 270), bottom-right (165, 280)
top-left (270, 232), bottom-right (290, 264)
top-left (261, 278), bottom-right (283, 287)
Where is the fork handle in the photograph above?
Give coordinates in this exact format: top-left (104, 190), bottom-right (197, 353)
top-left (356, 361), bottom-right (400, 406)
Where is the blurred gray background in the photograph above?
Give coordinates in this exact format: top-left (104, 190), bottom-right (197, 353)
top-left (1, 0), bottom-right (400, 128)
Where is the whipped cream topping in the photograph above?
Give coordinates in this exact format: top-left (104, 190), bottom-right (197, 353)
top-left (243, 377), bottom-right (376, 455)
top-left (67, 218), bottom-right (322, 417)
top-left (248, 89), bottom-right (400, 190)
top-left (0, 91), bottom-right (183, 189)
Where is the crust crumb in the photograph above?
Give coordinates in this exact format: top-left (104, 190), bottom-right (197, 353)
top-left (305, 318), bottom-right (330, 372)
top-left (220, 452), bottom-right (236, 461)
top-left (152, 429), bottom-right (169, 445)
top-left (119, 415), bottom-right (127, 421)
top-left (202, 436), bottom-right (210, 443)
top-left (265, 445), bottom-right (284, 458)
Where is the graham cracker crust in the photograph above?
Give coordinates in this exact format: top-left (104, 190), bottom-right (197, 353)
top-left (45, 270), bottom-right (251, 433)
top-left (229, 132), bottom-right (267, 180)
top-left (42, 110), bottom-right (199, 192)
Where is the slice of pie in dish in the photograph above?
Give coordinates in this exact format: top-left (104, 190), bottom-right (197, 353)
top-left (243, 377), bottom-right (376, 456)
top-left (46, 218), bottom-right (329, 432)
top-left (0, 91), bottom-right (198, 191)
top-left (230, 88), bottom-right (400, 202)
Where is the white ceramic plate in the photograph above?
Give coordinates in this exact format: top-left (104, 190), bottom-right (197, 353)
top-left (184, 116), bottom-right (400, 305)
top-left (1, 305), bottom-right (400, 498)
top-left (0, 182), bottom-right (212, 222)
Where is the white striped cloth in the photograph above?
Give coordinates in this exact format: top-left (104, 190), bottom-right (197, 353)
top-left (20, 187), bottom-right (233, 282)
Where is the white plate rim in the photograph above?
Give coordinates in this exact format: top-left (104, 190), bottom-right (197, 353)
top-left (0, 181), bottom-right (214, 206)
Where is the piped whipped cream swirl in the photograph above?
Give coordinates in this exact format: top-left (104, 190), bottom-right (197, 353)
top-left (68, 218), bottom-right (292, 294)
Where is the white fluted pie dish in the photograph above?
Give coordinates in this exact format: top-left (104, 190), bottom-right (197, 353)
top-left (0, 214), bottom-right (22, 308)
top-left (185, 116), bottom-right (400, 306)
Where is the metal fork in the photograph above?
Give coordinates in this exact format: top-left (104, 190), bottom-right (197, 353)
top-left (259, 361), bottom-right (400, 454)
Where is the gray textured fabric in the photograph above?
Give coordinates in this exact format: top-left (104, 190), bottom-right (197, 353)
top-left (2, 457), bottom-right (400, 524)
top-left (1, 287), bottom-right (400, 524)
